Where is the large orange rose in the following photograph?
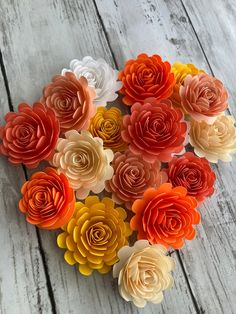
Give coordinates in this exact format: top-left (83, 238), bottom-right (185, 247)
top-left (119, 54), bottom-right (175, 106)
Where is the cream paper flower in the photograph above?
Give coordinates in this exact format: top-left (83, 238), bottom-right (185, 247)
top-left (189, 114), bottom-right (236, 163)
top-left (62, 56), bottom-right (122, 106)
top-left (113, 240), bottom-right (175, 308)
top-left (52, 130), bottom-right (114, 199)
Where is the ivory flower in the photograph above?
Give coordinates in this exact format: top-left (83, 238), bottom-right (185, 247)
top-left (113, 240), bottom-right (175, 307)
top-left (57, 196), bottom-right (132, 275)
top-left (52, 130), bottom-right (114, 199)
top-left (62, 56), bottom-right (121, 106)
top-left (189, 114), bottom-right (236, 163)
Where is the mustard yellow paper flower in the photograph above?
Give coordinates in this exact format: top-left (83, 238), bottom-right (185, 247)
top-left (89, 107), bottom-right (127, 152)
top-left (57, 196), bottom-right (132, 275)
top-left (170, 62), bottom-right (204, 108)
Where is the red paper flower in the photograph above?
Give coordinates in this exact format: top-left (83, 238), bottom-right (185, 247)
top-left (130, 183), bottom-right (200, 249)
top-left (119, 53), bottom-right (175, 106)
top-left (0, 103), bottom-right (59, 168)
top-left (122, 98), bottom-right (187, 163)
top-left (165, 152), bottom-right (216, 202)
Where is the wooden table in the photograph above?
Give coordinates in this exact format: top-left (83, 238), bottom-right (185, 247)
top-left (0, 1), bottom-right (235, 313)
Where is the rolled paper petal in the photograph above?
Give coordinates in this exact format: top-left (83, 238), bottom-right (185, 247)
top-left (119, 53), bottom-right (175, 106)
top-left (57, 197), bottom-right (131, 275)
top-left (19, 167), bottom-right (75, 229)
top-left (113, 240), bottom-right (175, 307)
top-left (130, 183), bottom-right (200, 249)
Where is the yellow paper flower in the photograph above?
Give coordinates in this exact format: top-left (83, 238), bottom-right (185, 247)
top-left (170, 62), bottom-right (204, 108)
top-left (89, 107), bottom-right (127, 152)
top-left (57, 196), bottom-right (132, 275)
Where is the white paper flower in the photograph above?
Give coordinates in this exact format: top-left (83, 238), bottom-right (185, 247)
top-left (62, 56), bottom-right (122, 106)
top-left (52, 130), bottom-right (114, 199)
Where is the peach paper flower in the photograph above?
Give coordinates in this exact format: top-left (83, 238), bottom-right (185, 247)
top-left (113, 240), bottom-right (175, 308)
top-left (57, 196), bottom-right (132, 275)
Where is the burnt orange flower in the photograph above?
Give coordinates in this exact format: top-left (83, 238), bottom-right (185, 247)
top-left (130, 183), bottom-right (200, 249)
top-left (19, 168), bottom-right (75, 229)
top-left (119, 53), bottom-right (175, 106)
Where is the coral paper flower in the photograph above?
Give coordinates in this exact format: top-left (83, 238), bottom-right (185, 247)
top-left (52, 130), bottom-right (114, 199)
top-left (180, 73), bottom-right (228, 123)
top-left (189, 114), bottom-right (236, 163)
top-left (106, 149), bottom-right (167, 209)
top-left (119, 53), bottom-right (175, 106)
top-left (41, 73), bottom-right (96, 133)
top-left (57, 196), bottom-right (132, 275)
top-left (130, 183), bottom-right (200, 249)
top-left (165, 152), bottom-right (216, 202)
top-left (19, 168), bottom-right (75, 229)
top-left (113, 240), bottom-right (175, 307)
top-left (122, 99), bottom-right (187, 162)
top-left (0, 102), bottom-right (59, 168)
top-left (89, 107), bottom-right (127, 152)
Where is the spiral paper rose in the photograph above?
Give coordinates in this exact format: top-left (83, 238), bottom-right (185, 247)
top-left (180, 73), bottom-right (228, 123)
top-left (130, 183), bottom-right (200, 249)
top-left (170, 62), bottom-right (204, 108)
top-left (57, 196), bottom-right (132, 275)
top-left (19, 168), bottom-right (75, 229)
top-left (0, 103), bottom-right (59, 168)
top-left (52, 130), bottom-right (114, 199)
top-left (119, 53), bottom-right (175, 106)
top-left (113, 240), bottom-right (175, 307)
top-left (122, 99), bottom-right (187, 163)
top-left (165, 152), bottom-right (216, 202)
top-left (62, 56), bottom-right (121, 106)
top-left (41, 72), bottom-right (96, 133)
top-left (189, 115), bottom-right (236, 163)
top-left (106, 150), bottom-right (167, 209)
top-left (89, 107), bottom-right (127, 152)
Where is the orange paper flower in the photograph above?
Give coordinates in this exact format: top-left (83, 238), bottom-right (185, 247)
top-left (57, 196), bottom-right (132, 275)
top-left (130, 183), bottom-right (200, 249)
top-left (19, 168), bottom-right (75, 229)
top-left (119, 53), bottom-right (175, 106)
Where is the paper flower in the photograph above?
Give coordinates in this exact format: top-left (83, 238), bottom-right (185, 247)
top-left (89, 107), bottom-right (127, 152)
top-left (180, 73), bottom-right (228, 124)
top-left (0, 103), bottom-right (59, 168)
top-left (52, 130), bottom-right (114, 199)
top-left (41, 73), bottom-right (96, 133)
top-left (170, 62), bottom-right (204, 108)
top-left (119, 53), bottom-right (175, 106)
top-left (113, 240), bottom-right (175, 307)
top-left (130, 183), bottom-right (200, 249)
top-left (106, 150), bottom-right (167, 209)
top-left (62, 57), bottom-right (121, 106)
top-left (165, 152), bottom-right (216, 202)
top-left (122, 98), bottom-right (187, 162)
top-left (57, 196), bottom-right (132, 275)
top-left (19, 168), bottom-right (75, 229)
top-left (189, 114), bottom-right (236, 163)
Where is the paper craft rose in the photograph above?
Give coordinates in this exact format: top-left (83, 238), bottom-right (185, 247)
top-left (57, 196), bottom-right (132, 275)
top-left (0, 102), bottom-right (59, 168)
top-left (189, 114), bottom-right (236, 162)
top-left (119, 53), bottom-right (175, 106)
top-left (89, 107), bottom-right (127, 152)
top-left (165, 152), bottom-right (216, 202)
top-left (122, 99), bottom-right (187, 162)
top-left (52, 130), bottom-right (114, 199)
top-left (113, 240), bottom-right (175, 307)
top-left (19, 168), bottom-right (75, 229)
top-left (41, 73), bottom-right (95, 133)
top-left (170, 62), bottom-right (204, 108)
top-left (180, 73), bottom-right (228, 123)
top-left (106, 150), bottom-right (167, 209)
top-left (130, 183), bottom-right (200, 249)
top-left (62, 56), bottom-right (121, 106)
